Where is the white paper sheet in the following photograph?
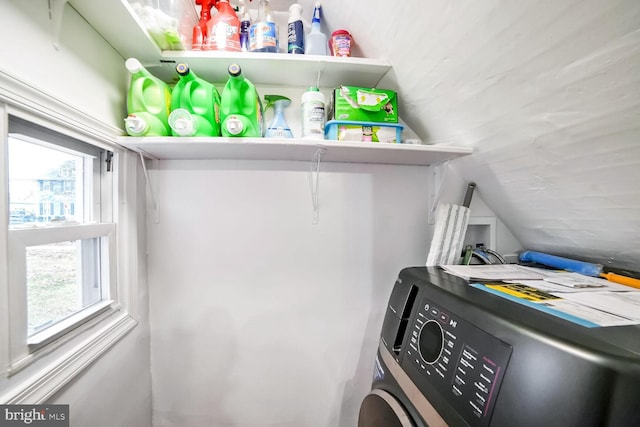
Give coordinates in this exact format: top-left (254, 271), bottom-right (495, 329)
top-left (559, 291), bottom-right (640, 321)
top-left (537, 299), bottom-right (638, 327)
top-left (440, 264), bottom-right (545, 281)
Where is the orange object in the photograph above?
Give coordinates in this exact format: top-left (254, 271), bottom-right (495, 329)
top-left (601, 272), bottom-right (640, 289)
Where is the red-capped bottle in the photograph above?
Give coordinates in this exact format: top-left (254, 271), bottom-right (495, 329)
top-left (206, 0), bottom-right (241, 51)
top-left (192, 0), bottom-right (215, 50)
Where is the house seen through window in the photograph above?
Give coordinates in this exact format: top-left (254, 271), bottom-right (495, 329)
top-left (7, 116), bottom-right (113, 341)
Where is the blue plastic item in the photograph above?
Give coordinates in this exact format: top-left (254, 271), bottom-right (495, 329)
top-left (518, 251), bottom-right (603, 277)
top-left (264, 95), bottom-right (293, 138)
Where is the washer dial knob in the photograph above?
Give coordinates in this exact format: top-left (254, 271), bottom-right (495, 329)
top-left (418, 320), bottom-right (444, 364)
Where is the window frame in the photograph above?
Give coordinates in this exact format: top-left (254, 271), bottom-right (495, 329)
top-left (8, 224), bottom-right (117, 355)
top-left (0, 70), bottom-right (139, 404)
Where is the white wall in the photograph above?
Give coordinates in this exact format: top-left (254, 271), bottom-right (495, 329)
top-left (0, 0), bottom-right (126, 129)
top-left (0, 2), bottom-right (151, 426)
top-left (148, 160), bottom-right (431, 427)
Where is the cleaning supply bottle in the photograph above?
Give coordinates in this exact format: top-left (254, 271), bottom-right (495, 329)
top-left (192, 0), bottom-right (215, 50)
top-left (305, 2), bottom-right (327, 56)
top-left (301, 87), bottom-right (325, 139)
top-left (264, 95), bottom-right (294, 138)
top-left (206, 0), bottom-right (241, 52)
top-left (287, 3), bottom-right (304, 54)
top-left (249, 0), bottom-right (278, 53)
top-left (168, 62), bottom-right (221, 137)
top-left (220, 64), bottom-right (264, 137)
top-left (124, 57), bottom-right (171, 136)
top-left (238, 0), bottom-right (251, 52)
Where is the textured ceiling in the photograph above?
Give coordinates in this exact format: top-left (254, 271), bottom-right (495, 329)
top-left (317, 0), bottom-right (640, 271)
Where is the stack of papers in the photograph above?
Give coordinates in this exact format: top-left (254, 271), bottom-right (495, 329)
top-left (440, 264), bottom-right (546, 281)
top-left (440, 264), bottom-right (640, 327)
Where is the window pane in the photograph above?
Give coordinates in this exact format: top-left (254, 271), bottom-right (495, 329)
top-left (8, 136), bottom-right (87, 226)
top-left (26, 239), bottom-right (102, 336)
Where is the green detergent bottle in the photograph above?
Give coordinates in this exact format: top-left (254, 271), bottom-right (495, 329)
top-left (169, 63), bottom-right (221, 137)
top-left (124, 58), bottom-right (171, 136)
top-left (220, 64), bottom-right (264, 137)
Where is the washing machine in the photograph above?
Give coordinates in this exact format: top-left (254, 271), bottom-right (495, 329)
top-left (358, 267), bottom-right (640, 427)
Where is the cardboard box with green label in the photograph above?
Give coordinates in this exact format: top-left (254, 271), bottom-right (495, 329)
top-left (328, 86), bottom-right (398, 123)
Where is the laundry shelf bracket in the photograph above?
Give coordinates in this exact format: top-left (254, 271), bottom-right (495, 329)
top-left (428, 162), bottom-right (448, 225)
top-left (309, 147), bottom-right (327, 225)
top-left (138, 150), bottom-right (160, 224)
top-left (49, 0), bottom-right (68, 50)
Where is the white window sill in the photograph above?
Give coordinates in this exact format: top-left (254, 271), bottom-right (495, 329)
top-left (0, 313), bottom-right (137, 404)
top-left (27, 300), bottom-right (115, 350)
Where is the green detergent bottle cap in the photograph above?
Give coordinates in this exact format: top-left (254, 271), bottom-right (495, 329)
top-left (228, 63), bottom-right (242, 77)
top-left (176, 62), bottom-right (190, 76)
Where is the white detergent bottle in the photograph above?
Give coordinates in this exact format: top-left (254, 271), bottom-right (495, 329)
top-left (301, 87), bottom-right (325, 139)
top-left (305, 1), bottom-right (327, 55)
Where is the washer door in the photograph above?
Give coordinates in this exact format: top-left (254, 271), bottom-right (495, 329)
top-left (358, 389), bottom-right (415, 427)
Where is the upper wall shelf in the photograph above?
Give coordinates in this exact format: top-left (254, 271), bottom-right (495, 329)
top-left (116, 137), bottom-right (472, 166)
top-left (159, 51), bottom-right (392, 88)
top-left (69, 0), bottom-right (392, 88)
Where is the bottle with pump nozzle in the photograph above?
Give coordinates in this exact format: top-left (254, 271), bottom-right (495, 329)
top-left (220, 64), bottom-right (264, 137)
top-left (249, 0), bottom-right (279, 53)
top-left (287, 3), bottom-right (304, 54)
top-left (239, 0), bottom-right (251, 52)
top-left (168, 62), bottom-right (221, 137)
top-left (124, 57), bottom-right (171, 136)
top-left (305, 2), bottom-right (327, 56)
top-left (192, 0), bottom-right (214, 50)
top-left (264, 95), bottom-right (294, 138)
top-left (207, 0), bottom-right (241, 51)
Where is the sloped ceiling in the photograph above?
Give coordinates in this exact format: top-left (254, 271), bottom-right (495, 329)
top-left (317, 0), bottom-right (640, 271)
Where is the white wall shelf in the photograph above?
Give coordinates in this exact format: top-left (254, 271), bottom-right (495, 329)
top-left (116, 137), bottom-right (472, 166)
top-left (68, 1), bottom-right (391, 88)
top-left (160, 51), bottom-right (392, 88)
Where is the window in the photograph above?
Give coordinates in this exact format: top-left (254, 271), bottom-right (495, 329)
top-left (5, 115), bottom-right (117, 360)
top-left (0, 72), bottom-right (139, 405)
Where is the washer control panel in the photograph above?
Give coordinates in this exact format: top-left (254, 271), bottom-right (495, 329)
top-left (405, 298), bottom-right (512, 427)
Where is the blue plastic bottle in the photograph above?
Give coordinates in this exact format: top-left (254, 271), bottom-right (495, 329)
top-left (287, 3), bottom-right (304, 54)
top-left (305, 2), bottom-right (327, 55)
top-left (249, 0), bottom-right (279, 53)
top-left (264, 95), bottom-right (294, 138)
top-left (239, 0), bottom-right (251, 52)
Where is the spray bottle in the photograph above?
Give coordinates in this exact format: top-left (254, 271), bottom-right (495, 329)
top-left (305, 1), bottom-right (327, 56)
top-left (207, 0), bottom-right (241, 51)
top-left (264, 95), bottom-right (294, 138)
top-left (168, 62), bottom-right (221, 137)
top-left (249, 0), bottom-right (279, 53)
top-left (220, 64), bottom-right (264, 137)
top-left (192, 0), bottom-right (215, 50)
top-left (287, 3), bottom-right (304, 54)
top-left (124, 58), bottom-right (171, 136)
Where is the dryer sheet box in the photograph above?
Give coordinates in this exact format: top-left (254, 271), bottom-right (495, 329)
top-left (328, 86), bottom-right (398, 123)
top-left (325, 120), bottom-right (404, 143)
